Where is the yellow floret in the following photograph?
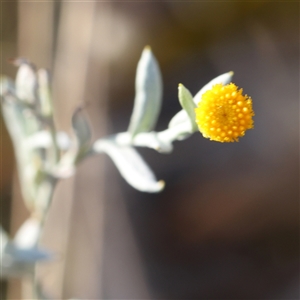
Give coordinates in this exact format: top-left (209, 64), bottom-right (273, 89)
top-left (195, 83), bottom-right (254, 142)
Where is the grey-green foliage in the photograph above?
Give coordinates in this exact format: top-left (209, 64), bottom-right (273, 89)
top-left (0, 47), bottom-right (233, 289)
top-left (0, 49), bottom-right (233, 202)
top-left (0, 220), bottom-right (52, 278)
top-left (1, 61), bottom-right (61, 215)
top-left (178, 83), bottom-right (197, 131)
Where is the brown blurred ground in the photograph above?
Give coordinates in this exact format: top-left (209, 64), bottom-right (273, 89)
top-left (1, 2), bottom-right (299, 299)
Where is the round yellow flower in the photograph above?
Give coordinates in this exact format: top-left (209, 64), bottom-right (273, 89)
top-left (195, 83), bottom-right (254, 142)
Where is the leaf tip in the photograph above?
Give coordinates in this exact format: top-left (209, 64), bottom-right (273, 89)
top-left (144, 45), bottom-right (152, 52)
top-left (158, 180), bottom-right (165, 190)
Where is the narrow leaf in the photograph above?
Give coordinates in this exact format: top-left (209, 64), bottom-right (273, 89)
top-left (14, 218), bottom-right (41, 249)
top-left (128, 46), bottom-right (163, 136)
top-left (37, 69), bottom-right (53, 117)
top-left (72, 105), bottom-right (92, 149)
top-left (13, 58), bottom-right (37, 104)
top-left (94, 139), bottom-right (164, 193)
top-left (178, 84), bottom-right (197, 131)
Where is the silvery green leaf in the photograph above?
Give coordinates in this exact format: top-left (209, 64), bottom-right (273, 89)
top-left (0, 75), bottom-right (15, 97)
top-left (128, 46), bottom-right (163, 136)
top-left (0, 222), bottom-right (52, 278)
top-left (72, 106), bottom-right (92, 151)
top-left (93, 139), bottom-right (164, 192)
top-left (6, 244), bottom-right (52, 263)
top-left (14, 217), bottom-right (41, 248)
top-left (1, 86), bottom-right (40, 139)
top-left (37, 68), bottom-right (53, 117)
top-left (1, 254), bottom-right (35, 278)
top-left (1, 246), bottom-right (52, 278)
top-left (1, 99), bottom-right (40, 208)
top-left (193, 71), bottom-right (234, 104)
top-left (14, 58), bottom-right (37, 104)
top-left (178, 84), bottom-right (197, 131)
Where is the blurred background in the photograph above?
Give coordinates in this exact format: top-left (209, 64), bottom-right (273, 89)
top-left (1, 1), bottom-right (299, 299)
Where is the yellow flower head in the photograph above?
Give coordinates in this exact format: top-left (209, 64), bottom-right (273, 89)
top-left (195, 83), bottom-right (254, 142)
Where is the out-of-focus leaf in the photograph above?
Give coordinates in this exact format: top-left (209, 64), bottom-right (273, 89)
top-left (14, 217), bottom-right (40, 248)
top-left (128, 46), bottom-right (163, 137)
top-left (1, 97), bottom-right (41, 210)
top-left (37, 69), bottom-right (53, 117)
top-left (1, 246), bottom-right (52, 278)
top-left (6, 245), bottom-right (52, 263)
top-left (0, 75), bottom-right (15, 97)
top-left (93, 139), bottom-right (164, 193)
top-left (72, 106), bottom-right (92, 150)
top-left (0, 222), bottom-right (52, 279)
top-left (1, 87), bottom-right (40, 139)
top-left (14, 58), bottom-right (37, 104)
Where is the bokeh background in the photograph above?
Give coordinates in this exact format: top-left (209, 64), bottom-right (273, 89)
top-left (1, 1), bottom-right (299, 299)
